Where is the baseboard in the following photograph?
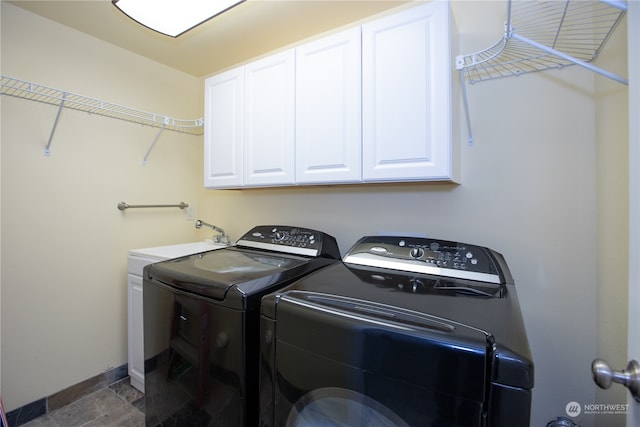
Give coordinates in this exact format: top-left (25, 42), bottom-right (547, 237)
top-left (6, 364), bottom-right (129, 427)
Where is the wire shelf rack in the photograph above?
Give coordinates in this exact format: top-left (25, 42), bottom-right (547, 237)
top-left (456, 0), bottom-right (627, 85)
top-left (455, 0), bottom-right (627, 145)
top-left (1, 75), bottom-right (204, 162)
top-left (0, 75), bottom-right (204, 135)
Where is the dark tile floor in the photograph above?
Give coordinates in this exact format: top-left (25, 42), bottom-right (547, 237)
top-left (20, 379), bottom-right (144, 427)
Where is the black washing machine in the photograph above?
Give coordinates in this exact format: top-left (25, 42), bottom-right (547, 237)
top-left (260, 235), bottom-right (533, 427)
top-left (143, 225), bottom-right (341, 427)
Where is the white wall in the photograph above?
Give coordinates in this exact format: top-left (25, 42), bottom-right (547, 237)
top-left (594, 8), bottom-right (629, 425)
top-left (1, 3), bottom-right (203, 411)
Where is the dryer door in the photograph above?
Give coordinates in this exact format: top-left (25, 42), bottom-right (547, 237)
top-left (271, 292), bottom-right (491, 427)
top-left (286, 387), bottom-right (409, 427)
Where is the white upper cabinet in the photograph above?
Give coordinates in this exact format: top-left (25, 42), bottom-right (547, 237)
top-left (295, 27), bottom-right (362, 184)
top-left (204, 67), bottom-right (244, 188)
top-left (244, 50), bottom-right (296, 186)
top-left (204, 1), bottom-right (457, 189)
top-left (362, 1), bottom-right (456, 182)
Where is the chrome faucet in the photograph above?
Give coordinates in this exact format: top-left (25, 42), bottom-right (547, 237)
top-left (195, 219), bottom-right (229, 245)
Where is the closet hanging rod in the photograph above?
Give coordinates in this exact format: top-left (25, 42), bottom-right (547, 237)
top-left (117, 202), bottom-right (189, 211)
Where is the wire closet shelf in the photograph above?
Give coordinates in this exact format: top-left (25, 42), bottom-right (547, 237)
top-left (456, 0), bottom-right (627, 85)
top-left (0, 76), bottom-right (204, 135)
top-left (455, 0), bottom-right (627, 145)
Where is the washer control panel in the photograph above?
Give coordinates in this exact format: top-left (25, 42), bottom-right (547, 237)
top-left (343, 236), bottom-right (504, 284)
top-left (236, 225), bottom-right (340, 259)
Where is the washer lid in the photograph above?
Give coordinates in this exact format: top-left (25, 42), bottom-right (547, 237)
top-left (146, 247), bottom-right (308, 300)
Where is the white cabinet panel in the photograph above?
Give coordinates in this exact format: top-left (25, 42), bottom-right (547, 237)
top-left (203, 1), bottom-right (456, 189)
top-left (244, 50), bottom-right (296, 186)
top-left (295, 27), bottom-right (362, 184)
top-left (362, 1), bottom-right (454, 182)
top-left (204, 68), bottom-right (244, 188)
top-left (127, 273), bottom-right (145, 392)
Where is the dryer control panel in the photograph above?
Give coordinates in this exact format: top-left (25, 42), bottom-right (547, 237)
top-left (343, 236), bottom-right (506, 284)
top-left (236, 225), bottom-right (341, 259)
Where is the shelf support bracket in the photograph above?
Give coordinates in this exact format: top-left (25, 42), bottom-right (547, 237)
top-left (142, 117), bottom-right (168, 166)
top-left (45, 92), bottom-right (66, 156)
top-left (458, 67), bottom-right (474, 147)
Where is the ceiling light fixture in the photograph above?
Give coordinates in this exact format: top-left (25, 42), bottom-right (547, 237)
top-left (112, 0), bottom-right (245, 37)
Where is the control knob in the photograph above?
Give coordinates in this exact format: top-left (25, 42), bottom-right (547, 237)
top-left (410, 278), bottom-right (425, 293)
top-left (410, 247), bottom-right (424, 259)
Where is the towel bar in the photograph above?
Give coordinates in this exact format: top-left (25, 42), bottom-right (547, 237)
top-left (117, 202), bottom-right (188, 211)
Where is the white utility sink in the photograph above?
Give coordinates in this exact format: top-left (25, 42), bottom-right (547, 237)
top-left (128, 240), bottom-right (228, 275)
top-left (129, 240), bottom-right (228, 260)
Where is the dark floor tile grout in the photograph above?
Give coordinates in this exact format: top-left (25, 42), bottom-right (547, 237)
top-left (6, 365), bottom-right (133, 427)
top-left (14, 379), bottom-right (144, 427)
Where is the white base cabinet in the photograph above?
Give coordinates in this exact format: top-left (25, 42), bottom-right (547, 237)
top-left (127, 242), bottom-right (226, 392)
top-left (204, 1), bottom-right (457, 189)
top-left (126, 271), bottom-right (145, 392)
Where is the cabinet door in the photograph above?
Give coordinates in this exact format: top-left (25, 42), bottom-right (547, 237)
top-left (243, 50), bottom-right (296, 186)
top-left (295, 27), bottom-right (362, 184)
top-left (128, 273), bottom-right (145, 392)
top-left (362, 2), bottom-right (453, 182)
top-left (204, 67), bottom-right (244, 188)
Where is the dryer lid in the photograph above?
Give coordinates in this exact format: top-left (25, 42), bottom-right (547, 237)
top-left (275, 290), bottom-right (492, 402)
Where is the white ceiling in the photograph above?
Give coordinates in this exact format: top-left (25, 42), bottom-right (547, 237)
top-left (9, 0), bottom-right (409, 78)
